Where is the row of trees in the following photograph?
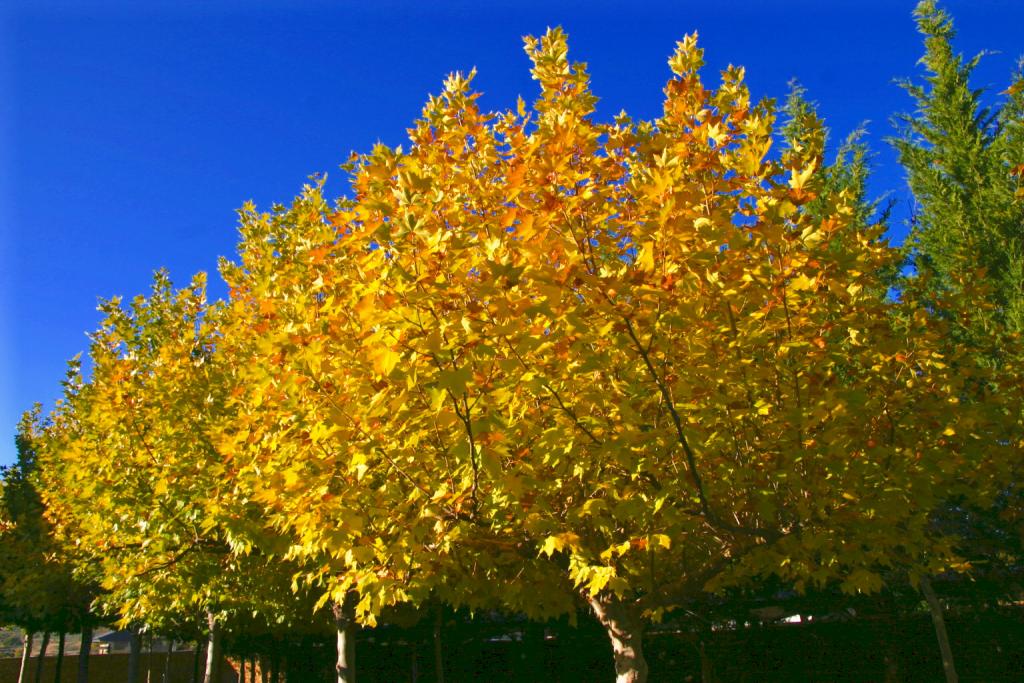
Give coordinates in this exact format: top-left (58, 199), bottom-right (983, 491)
top-left (3, 3), bottom-right (1022, 682)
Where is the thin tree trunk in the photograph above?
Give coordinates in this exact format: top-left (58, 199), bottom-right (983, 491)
top-left (333, 598), bottom-right (357, 683)
top-left (19, 631), bottom-right (34, 683)
top-left (699, 638), bottom-right (714, 683)
top-left (34, 632), bottom-right (51, 683)
top-left (203, 612), bottom-right (223, 683)
top-left (587, 595), bottom-right (649, 683)
top-left (920, 575), bottom-right (958, 683)
top-left (53, 632), bottom-right (65, 683)
top-left (248, 656), bottom-right (256, 683)
top-left (433, 605), bottom-right (445, 683)
top-left (162, 641), bottom-right (173, 683)
top-left (128, 627), bottom-right (142, 683)
top-left (76, 625), bottom-right (92, 683)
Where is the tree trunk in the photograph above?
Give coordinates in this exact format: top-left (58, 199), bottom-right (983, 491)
top-left (54, 632), bottom-right (65, 683)
top-left (248, 656), bottom-right (256, 683)
top-left (34, 632), bottom-right (51, 683)
top-left (433, 604), bottom-right (445, 683)
top-left (76, 625), bottom-right (92, 683)
top-left (18, 631), bottom-right (34, 683)
top-left (920, 575), bottom-right (958, 683)
top-left (203, 612), bottom-right (223, 683)
top-left (586, 595), bottom-right (649, 683)
top-left (333, 598), bottom-right (357, 683)
top-left (162, 641), bottom-right (173, 683)
top-left (128, 627), bottom-right (142, 683)
top-left (699, 638), bottom-right (714, 683)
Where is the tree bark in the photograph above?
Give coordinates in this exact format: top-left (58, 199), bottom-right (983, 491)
top-left (586, 595), bottom-right (649, 683)
top-left (76, 624), bottom-right (92, 683)
top-left (698, 638), bottom-right (714, 683)
top-left (433, 604), bottom-right (445, 683)
top-left (54, 632), bottom-right (65, 683)
top-left (920, 575), bottom-right (958, 683)
top-left (203, 612), bottom-right (223, 683)
top-left (333, 597), bottom-right (357, 683)
top-left (34, 632), bottom-right (51, 683)
top-left (128, 627), bottom-right (142, 683)
top-left (162, 640), bottom-right (173, 683)
top-left (19, 631), bottom-right (34, 683)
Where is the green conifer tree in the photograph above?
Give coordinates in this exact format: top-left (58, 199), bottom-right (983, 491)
top-left (893, 0), bottom-right (1024, 333)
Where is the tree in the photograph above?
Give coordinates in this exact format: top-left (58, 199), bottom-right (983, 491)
top-left (218, 27), bottom-right (1020, 682)
top-left (893, 0), bottom-right (1024, 334)
top-left (1, 411), bottom-right (98, 682)
top-left (891, 5), bottom-right (1024, 680)
top-left (35, 271), bottom-right (323, 683)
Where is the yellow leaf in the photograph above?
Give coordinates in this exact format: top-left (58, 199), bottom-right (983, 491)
top-left (373, 347), bottom-right (400, 376)
top-left (636, 241), bottom-right (656, 273)
top-left (790, 274), bottom-right (816, 291)
top-left (789, 161), bottom-right (816, 190)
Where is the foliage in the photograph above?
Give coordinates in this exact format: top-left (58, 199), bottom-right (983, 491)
top-left (219, 26), bottom-right (1020, 649)
top-left (893, 0), bottom-right (1024, 333)
top-left (0, 410), bottom-right (95, 633)
top-left (889, 0), bottom-right (1024, 612)
top-left (35, 272), bottom-right (320, 640)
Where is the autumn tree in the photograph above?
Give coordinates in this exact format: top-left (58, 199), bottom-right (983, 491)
top-left (1, 410), bottom-right (99, 683)
top-left (214, 27), bottom-right (1022, 683)
top-left (36, 271), bottom-right (326, 683)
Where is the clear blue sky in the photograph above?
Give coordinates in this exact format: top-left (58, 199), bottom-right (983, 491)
top-left (2, 0), bottom-right (1022, 467)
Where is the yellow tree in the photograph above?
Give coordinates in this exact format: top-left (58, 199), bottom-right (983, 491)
top-left (1, 410), bottom-right (99, 683)
top-left (37, 271), bottom-right (321, 683)
top-left (219, 29), bottom-right (1021, 683)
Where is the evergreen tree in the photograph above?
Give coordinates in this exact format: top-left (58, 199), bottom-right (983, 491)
top-left (893, 0), bottom-right (1024, 333)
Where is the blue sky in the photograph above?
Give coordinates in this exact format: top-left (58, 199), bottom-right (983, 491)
top-left (2, 0), bottom-right (1022, 467)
